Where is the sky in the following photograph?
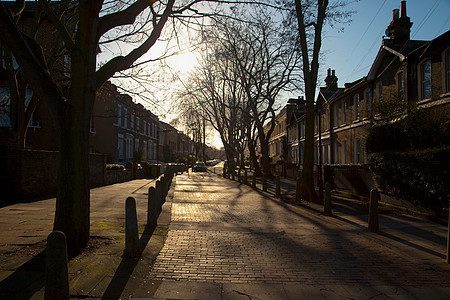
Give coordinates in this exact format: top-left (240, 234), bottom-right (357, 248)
top-left (205, 0), bottom-right (449, 149)
top-left (103, 0), bottom-right (449, 149)
top-left (320, 0), bottom-right (449, 86)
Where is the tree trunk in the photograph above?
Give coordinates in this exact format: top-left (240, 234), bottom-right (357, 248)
top-left (54, 105), bottom-right (91, 252)
top-left (301, 87), bottom-right (318, 202)
top-left (247, 138), bottom-right (262, 175)
top-left (259, 134), bottom-right (273, 178)
top-left (53, 1), bottom-right (99, 253)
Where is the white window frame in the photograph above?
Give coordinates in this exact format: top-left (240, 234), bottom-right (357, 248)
top-left (354, 94), bottom-right (360, 121)
top-left (342, 100), bottom-right (347, 124)
top-left (365, 88), bottom-right (371, 111)
top-left (124, 108), bottom-right (128, 129)
top-left (377, 81), bottom-right (383, 103)
top-left (118, 133), bottom-right (124, 160)
top-left (419, 59), bottom-right (431, 100)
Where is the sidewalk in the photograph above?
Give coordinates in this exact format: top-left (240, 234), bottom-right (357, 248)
top-left (0, 171), bottom-right (449, 299)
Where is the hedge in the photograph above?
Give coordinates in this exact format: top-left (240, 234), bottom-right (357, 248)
top-left (369, 147), bottom-right (449, 212)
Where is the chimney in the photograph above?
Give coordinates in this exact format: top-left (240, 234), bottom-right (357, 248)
top-left (325, 68), bottom-right (338, 91)
top-left (401, 1), bottom-right (407, 18)
top-left (386, 1), bottom-right (412, 45)
top-left (393, 9), bottom-right (399, 20)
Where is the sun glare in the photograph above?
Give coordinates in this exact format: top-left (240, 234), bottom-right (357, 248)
top-left (168, 51), bottom-right (199, 75)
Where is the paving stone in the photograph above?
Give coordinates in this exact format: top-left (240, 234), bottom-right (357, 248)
top-left (147, 171), bottom-right (450, 298)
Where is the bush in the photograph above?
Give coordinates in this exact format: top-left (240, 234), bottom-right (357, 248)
top-left (366, 107), bottom-right (450, 154)
top-left (369, 147), bottom-right (449, 212)
top-left (106, 164), bottom-right (125, 171)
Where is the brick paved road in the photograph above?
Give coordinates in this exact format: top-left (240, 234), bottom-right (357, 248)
top-left (148, 172), bottom-right (450, 289)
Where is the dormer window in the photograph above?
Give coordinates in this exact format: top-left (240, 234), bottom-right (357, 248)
top-left (420, 59), bottom-right (431, 99)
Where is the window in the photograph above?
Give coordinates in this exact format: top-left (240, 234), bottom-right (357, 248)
top-left (355, 138), bottom-right (361, 164)
top-left (143, 120), bottom-right (147, 135)
top-left (342, 100), bottom-right (347, 124)
top-left (118, 134), bottom-right (124, 159)
top-left (126, 134), bottom-right (133, 160)
top-left (354, 94), bottom-right (360, 120)
top-left (377, 82), bottom-right (383, 102)
top-left (299, 121), bottom-right (304, 138)
top-left (143, 140), bottom-right (147, 160)
top-left (117, 104), bottom-right (122, 126)
top-left (446, 50), bottom-right (450, 92)
top-left (131, 114), bottom-right (135, 130)
top-left (365, 89), bottom-right (371, 111)
top-left (135, 138), bottom-right (139, 152)
top-left (397, 72), bottom-right (404, 103)
top-left (124, 108), bottom-right (128, 128)
top-left (420, 59), bottom-right (431, 99)
top-left (333, 103), bottom-right (339, 127)
top-left (334, 141), bottom-right (341, 164)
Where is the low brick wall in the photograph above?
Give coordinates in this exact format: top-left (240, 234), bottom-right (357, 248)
top-left (1, 149), bottom-right (107, 201)
top-left (324, 164), bottom-right (376, 199)
top-left (104, 169), bottom-right (133, 185)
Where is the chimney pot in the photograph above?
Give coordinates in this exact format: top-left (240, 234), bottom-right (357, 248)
top-left (401, 1), bottom-right (407, 18)
top-left (393, 9), bottom-right (399, 20)
top-left (332, 70), bottom-right (335, 76)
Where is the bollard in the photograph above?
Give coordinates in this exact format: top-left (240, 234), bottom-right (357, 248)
top-left (244, 170), bottom-right (248, 184)
top-left (45, 231), bottom-right (69, 300)
top-left (125, 197), bottom-right (140, 257)
top-left (252, 172), bottom-right (256, 188)
top-left (223, 168), bottom-right (226, 178)
top-left (147, 187), bottom-right (158, 227)
top-left (231, 170), bottom-right (235, 181)
top-left (262, 175), bottom-right (267, 192)
top-left (276, 175), bottom-right (281, 198)
top-left (156, 181), bottom-right (163, 214)
top-left (368, 189), bottom-right (380, 232)
top-left (238, 169), bottom-right (241, 183)
top-left (296, 171), bottom-right (302, 202)
top-left (156, 180), bottom-right (163, 208)
top-left (324, 182), bottom-right (332, 216)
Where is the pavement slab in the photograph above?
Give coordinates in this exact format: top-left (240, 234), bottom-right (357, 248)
top-left (144, 171), bottom-right (450, 299)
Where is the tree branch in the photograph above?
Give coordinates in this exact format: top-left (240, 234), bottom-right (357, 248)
top-left (95, 0), bottom-right (175, 89)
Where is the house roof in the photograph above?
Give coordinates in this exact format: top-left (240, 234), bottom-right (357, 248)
top-left (318, 88), bottom-right (345, 103)
top-left (367, 30), bottom-right (450, 80)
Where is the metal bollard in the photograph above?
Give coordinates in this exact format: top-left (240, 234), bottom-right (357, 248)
top-left (244, 170), bottom-right (248, 184)
top-left (262, 175), bottom-right (267, 192)
top-left (368, 189), bottom-right (380, 232)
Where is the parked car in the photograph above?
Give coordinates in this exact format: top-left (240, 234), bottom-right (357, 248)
top-left (193, 162), bottom-right (207, 172)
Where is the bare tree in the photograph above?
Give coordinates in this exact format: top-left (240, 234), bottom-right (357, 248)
top-left (0, 0), bottom-right (228, 252)
top-left (279, 0), bottom-right (354, 201)
top-left (207, 7), bottom-right (302, 178)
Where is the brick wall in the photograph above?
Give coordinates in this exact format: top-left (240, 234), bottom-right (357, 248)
top-left (1, 149), bottom-right (107, 201)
